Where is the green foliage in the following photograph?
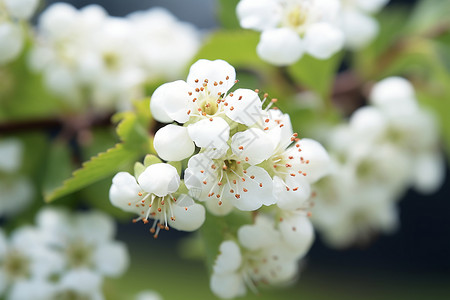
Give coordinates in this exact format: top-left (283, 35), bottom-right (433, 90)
top-left (45, 99), bottom-right (153, 202)
top-left (287, 52), bottom-right (344, 99)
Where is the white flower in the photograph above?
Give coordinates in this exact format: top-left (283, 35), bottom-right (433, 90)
top-left (184, 147), bottom-right (274, 216)
top-left (127, 7), bottom-right (201, 80)
top-left (7, 279), bottom-right (55, 300)
top-left (0, 227), bottom-right (64, 296)
top-left (0, 138), bottom-right (23, 173)
top-left (136, 291), bottom-right (164, 300)
top-left (237, 0), bottom-right (344, 65)
top-left (152, 59), bottom-right (266, 160)
top-left (31, 3), bottom-right (200, 110)
top-left (210, 215), bottom-right (310, 299)
top-left (55, 269), bottom-right (104, 300)
top-left (36, 208), bottom-right (129, 278)
top-left (110, 163), bottom-right (205, 237)
top-left (339, 0), bottom-right (389, 49)
top-left (0, 0), bottom-right (39, 64)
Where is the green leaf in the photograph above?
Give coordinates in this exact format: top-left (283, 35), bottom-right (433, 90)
top-left (134, 162), bottom-right (145, 178)
top-left (45, 143), bottom-right (140, 202)
top-left (287, 52), bottom-right (343, 99)
top-left (143, 154), bottom-right (162, 167)
top-left (169, 161), bottom-right (182, 175)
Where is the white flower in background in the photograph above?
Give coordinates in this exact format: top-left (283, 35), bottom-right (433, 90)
top-left (30, 3), bottom-right (200, 110)
top-left (236, 0), bottom-right (344, 66)
top-left (339, 0), bottom-right (389, 49)
top-left (0, 227), bottom-right (64, 298)
top-left (152, 59), bottom-right (264, 160)
top-left (36, 208), bottom-right (129, 278)
top-left (0, 0), bottom-right (39, 65)
top-left (127, 7), bottom-right (201, 80)
top-left (0, 139), bottom-right (34, 218)
top-left (136, 290), bottom-right (163, 300)
top-left (110, 163), bottom-right (205, 237)
top-left (210, 215), bottom-right (313, 299)
top-left (311, 76), bottom-right (444, 247)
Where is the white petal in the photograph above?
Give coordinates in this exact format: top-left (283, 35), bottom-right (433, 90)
top-left (370, 77), bottom-right (417, 110)
top-left (138, 163), bottom-right (180, 197)
top-left (355, 0), bottom-right (389, 13)
top-left (228, 166), bottom-right (274, 211)
top-left (0, 139), bottom-right (22, 173)
top-left (279, 215), bottom-right (314, 257)
top-left (237, 224), bottom-right (274, 251)
top-left (304, 22), bottom-right (344, 59)
top-left (5, 0), bottom-right (39, 20)
top-left (187, 117), bottom-right (230, 149)
top-left (151, 80), bottom-right (194, 123)
top-left (75, 211), bottom-right (115, 244)
top-left (210, 273), bottom-right (246, 299)
top-left (93, 242), bottom-right (129, 277)
top-left (0, 23), bottom-right (23, 65)
top-left (8, 279), bottom-right (55, 300)
top-left (205, 196), bottom-right (234, 216)
top-left (236, 0), bottom-right (281, 31)
top-left (224, 88), bottom-right (263, 126)
top-left (341, 9), bottom-right (379, 49)
top-left (213, 241), bottom-right (242, 274)
top-left (231, 128), bottom-right (275, 165)
top-left (412, 152), bottom-right (445, 195)
top-left (109, 172), bottom-right (143, 211)
top-left (59, 269), bottom-right (103, 295)
top-left (38, 3), bottom-right (78, 39)
top-left (187, 59), bottom-right (236, 96)
top-left (136, 291), bottom-right (163, 300)
top-left (348, 106), bottom-right (387, 142)
top-left (169, 195), bottom-right (205, 231)
top-left (257, 28), bottom-right (304, 66)
top-left (274, 175), bottom-right (311, 211)
top-left (290, 138), bottom-right (331, 184)
top-left (154, 125), bottom-right (195, 161)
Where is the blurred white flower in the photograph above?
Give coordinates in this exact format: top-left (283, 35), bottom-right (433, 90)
top-left (30, 3), bottom-right (200, 110)
top-left (236, 0), bottom-right (344, 65)
top-left (0, 139), bottom-right (34, 218)
top-left (136, 290), bottom-right (163, 300)
top-left (0, 0), bottom-right (39, 65)
top-left (110, 163), bottom-right (205, 237)
top-left (0, 227), bottom-right (64, 298)
top-left (312, 76), bottom-right (444, 247)
top-left (339, 0), bottom-right (389, 49)
top-left (210, 215), bottom-right (311, 299)
top-left (36, 208), bottom-right (129, 278)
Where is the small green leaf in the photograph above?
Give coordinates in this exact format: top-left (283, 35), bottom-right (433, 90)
top-left (134, 162), bottom-right (145, 178)
top-left (45, 143), bottom-right (140, 202)
top-left (169, 161), bottom-right (182, 175)
top-left (143, 154), bottom-right (162, 167)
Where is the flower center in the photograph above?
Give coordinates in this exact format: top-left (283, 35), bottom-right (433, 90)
top-left (4, 251), bottom-right (30, 279)
top-left (198, 91), bottom-right (219, 116)
top-left (67, 242), bottom-right (94, 268)
top-left (287, 6), bottom-right (308, 28)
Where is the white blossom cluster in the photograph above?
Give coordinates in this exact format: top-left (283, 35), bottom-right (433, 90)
top-left (0, 139), bottom-right (34, 218)
top-left (311, 77), bottom-right (445, 248)
top-left (0, 208), bottom-right (129, 300)
top-left (235, 0), bottom-right (389, 66)
top-left (0, 0), bottom-right (39, 65)
top-left (109, 59), bottom-right (331, 298)
top-left (29, 3), bottom-right (200, 110)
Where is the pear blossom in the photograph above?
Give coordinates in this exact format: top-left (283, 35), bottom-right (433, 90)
top-left (236, 0), bottom-right (344, 65)
top-left (30, 3), bottom-right (200, 110)
top-left (0, 0), bottom-right (39, 65)
top-left (210, 215), bottom-right (313, 298)
top-left (339, 0), bottom-right (389, 49)
top-left (0, 227), bottom-right (64, 299)
top-left (152, 59), bottom-right (264, 160)
top-left (36, 208), bottom-right (129, 278)
top-left (110, 163), bottom-right (205, 237)
top-left (311, 77), bottom-right (444, 247)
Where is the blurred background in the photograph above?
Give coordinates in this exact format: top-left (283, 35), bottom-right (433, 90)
top-left (1, 0), bottom-right (449, 299)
